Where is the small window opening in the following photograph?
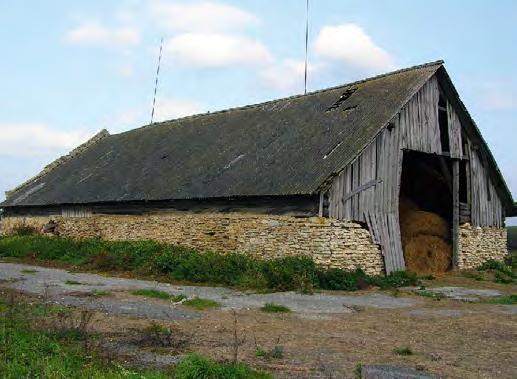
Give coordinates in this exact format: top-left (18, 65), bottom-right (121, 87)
top-left (326, 87), bottom-right (357, 112)
top-left (438, 94), bottom-right (450, 152)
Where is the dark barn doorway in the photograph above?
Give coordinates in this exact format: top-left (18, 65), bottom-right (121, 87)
top-left (399, 151), bottom-right (453, 274)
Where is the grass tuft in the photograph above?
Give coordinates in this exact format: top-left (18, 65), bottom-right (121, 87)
top-left (21, 269), bottom-right (38, 274)
top-left (483, 294), bottom-right (517, 305)
top-left (174, 353), bottom-right (271, 379)
top-left (260, 303), bottom-right (291, 313)
top-left (131, 288), bottom-right (186, 301)
top-left (394, 346), bottom-right (414, 356)
top-left (182, 298), bottom-right (220, 310)
top-left (64, 280), bottom-right (83, 285)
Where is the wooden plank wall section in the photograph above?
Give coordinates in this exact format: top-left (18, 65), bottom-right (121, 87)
top-left (328, 74), bottom-right (442, 274)
top-left (399, 76), bottom-right (441, 154)
top-left (447, 102), bottom-right (463, 159)
top-left (328, 73), bottom-right (506, 272)
top-left (469, 148), bottom-right (504, 227)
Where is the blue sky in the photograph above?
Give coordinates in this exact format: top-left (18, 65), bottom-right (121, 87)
top-left (1, 0), bottom-right (515, 224)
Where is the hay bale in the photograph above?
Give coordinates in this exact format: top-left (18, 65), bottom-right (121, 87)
top-left (400, 210), bottom-right (449, 242)
top-left (404, 235), bottom-right (451, 275)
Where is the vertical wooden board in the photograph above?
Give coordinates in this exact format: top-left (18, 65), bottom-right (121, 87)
top-left (388, 213), bottom-right (405, 271)
top-left (447, 101), bottom-right (463, 159)
top-left (452, 161), bottom-right (460, 267)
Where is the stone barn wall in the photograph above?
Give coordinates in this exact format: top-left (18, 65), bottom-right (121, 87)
top-left (457, 223), bottom-right (508, 269)
top-left (0, 213), bottom-right (385, 275)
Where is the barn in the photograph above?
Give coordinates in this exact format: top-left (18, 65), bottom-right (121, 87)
top-left (1, 61), bottom-right (515, 275)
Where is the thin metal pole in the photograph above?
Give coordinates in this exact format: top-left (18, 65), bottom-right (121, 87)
top-left (304, 0), bottom-right (309, 95)
top-left (150, 37), bottom-right (164, 125)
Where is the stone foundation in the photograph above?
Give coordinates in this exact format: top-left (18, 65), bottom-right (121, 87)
top-left (457, 223), bottom-right (508, 269)
top-left (0, 213), bottom-right (385, 275)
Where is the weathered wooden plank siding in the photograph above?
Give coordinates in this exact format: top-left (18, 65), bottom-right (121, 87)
top-left (328, 73), bottom-right (506, 272)
top-left (469, 148), bottom-right (504, 227)
top-left (329, 75), bottom-right (442, 273)
top-left (399, 76), bottom-right (441, 154)
top-left (329, 126), bottom-right (406, 273)
top-left (447, 102), bottom-right (463, 159)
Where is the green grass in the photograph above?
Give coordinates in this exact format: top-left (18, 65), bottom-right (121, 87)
top-left (64, 280), bottom-right (83, 285)
top-left (131, 288), bottom-right (186, 302)
top-left (415, 290), bottom-right (445, 300)
top-left (1, 292), bottom-right (270, 378)
top-left (0, 235), bottom-right (420, 293)
top-left (477, 259), bottom-right (516, 284)
top-left (260, 303), bottom-right (291, 313)
top-left (182, 298), bottom-right (220, 310)
top-left (175, 353), bottom-right (271, 379)
top-left (85, 290), bottom-right (111, 298)
top-left (483, 294), bottom-right (517, 305)
top-left (0, 296), bottom-right (171, 378)
top-left (20, 269), bottom-right (38, 274)
top-left (393, 346), bottom-right (414, 356)
top-left (255, 346), bottom-right (284, 360)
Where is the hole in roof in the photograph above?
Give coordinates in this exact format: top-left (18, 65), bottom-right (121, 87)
top-left (326, 87), bottom-right (357, 112)
top-left (342, 105), bottom-right (358, 114)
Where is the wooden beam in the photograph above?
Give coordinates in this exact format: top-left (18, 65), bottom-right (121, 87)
top-left (341, 179), bottom-right (382, 203)
top-left (452, 160), bottom-right (460, 269)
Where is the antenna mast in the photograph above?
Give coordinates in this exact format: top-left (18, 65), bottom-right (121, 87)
top-left (304, 0), bottom-right (310, 95)
top-left (150, 37), bottom-right (164, 125)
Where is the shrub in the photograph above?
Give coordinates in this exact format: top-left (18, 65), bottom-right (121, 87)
top-left (260, 256), bottom-right (316, 291)
top-left (478, 259), bottom-right (515, 284)
top-left (11, 224), bottom-right (39, 236)
top-left (316, 268), bottom-right (369, 291)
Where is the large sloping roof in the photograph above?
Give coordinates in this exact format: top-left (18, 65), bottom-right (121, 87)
top-left (2, 61), bottom-right (459, 207)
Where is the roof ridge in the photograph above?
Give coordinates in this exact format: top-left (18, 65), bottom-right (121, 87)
top-left (4, 129), bottom-right (110, 199)
top-left (116, 60), bottom-right (444, 136)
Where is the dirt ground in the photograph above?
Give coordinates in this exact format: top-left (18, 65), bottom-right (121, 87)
top-left (1, 262), bottom-right (516, 379)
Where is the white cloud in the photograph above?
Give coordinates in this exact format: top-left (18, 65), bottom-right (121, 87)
top-left (149, 0), bottom-right (258, 32)
top-left (259, 59), bottom-right (321, 91)
top-left (153, 98), bottom-right (205, 122)
top-left (65, 22), bottom-right (140, 47)
top-left (0, 123), bottom-right (93, 157)
top-left (483, 86), bottom-right (517, 111)
top-left (314, 24), bottom-right (396, 72)
top-left (116, 63), bottom-right (135, 77)
top-left (164, 33), bottom-right (272, 68)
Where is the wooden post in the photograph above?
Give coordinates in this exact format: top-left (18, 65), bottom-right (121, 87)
top-left (318, 192), bottom-right (324, 217)
top-left (452, 160), bottom-right (460, 268)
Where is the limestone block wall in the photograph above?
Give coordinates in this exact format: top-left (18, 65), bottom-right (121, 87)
top-left (0, 213), bottom-right (385, 275)
top-left (457, 223), bottom-right (508, 269)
